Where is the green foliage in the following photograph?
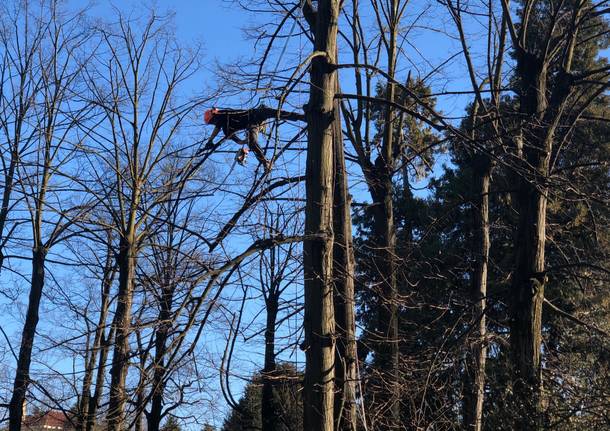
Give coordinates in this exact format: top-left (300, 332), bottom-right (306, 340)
top-left (354, 78), bottom-right (610, 430)
top-left (221, 363), bottom-right (302, 431)
top-left (369, 78), bottom-right (440, 178)
top-left (161, 416), bottom-right (182, 431)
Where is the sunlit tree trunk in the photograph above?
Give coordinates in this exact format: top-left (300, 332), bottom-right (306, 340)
top-left (302, 1), bottom-right (340, 429)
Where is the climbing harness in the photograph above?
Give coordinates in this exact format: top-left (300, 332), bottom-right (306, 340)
top-left (235, 146), bottom-right (249, 166)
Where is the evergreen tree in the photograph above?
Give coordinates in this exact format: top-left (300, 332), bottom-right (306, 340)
top-left (160, 416), bottom-right (182, 431)
top-left (221, 364), bottom-right (302, 431)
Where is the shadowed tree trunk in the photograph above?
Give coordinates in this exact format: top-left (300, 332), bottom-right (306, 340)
top-left (371, 2), bottom-right (400, 425)
top-left (333, 80), bottom-right (358, 431)
top-left (77, 241), bottom-right (116, 431)
top-left (509, 38), bottom-right (574, 431)
top-left (85, 325), bottom-right (114, 431)
top-left (8, 246), bottom-right (46, 431)
top-left (261, 289), bottom-right (280, 431)
top-left (134, 330), bottom-right (148, 431)
top-left (464, 155), bottom-right (492, 431)
top-left (148, 280), bottom-right (175, 431)
top-left (107, 234), bottom-right (138, 431)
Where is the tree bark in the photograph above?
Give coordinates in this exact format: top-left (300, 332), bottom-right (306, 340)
top-left (148, 284), bottom-right (174, 431)
top-left (332, 81), bottom-right (358, 431)
top-left (107, 235), bottom-right (137, 431)
top-left (509, 50), bottom-right (550, 431)
top-left (77, 245), bottom-right (115, 431)
top-left (134, 368), bottom-right (146, 431)
top-left (8, 246), bottom-right (47, 431)
top-left (372, 2), bottom-right (400, 426)
top-left (85, 325), bottom-right (114, 431)
top-left (302, 1), bottom-right (339, 430)
top-left (510, 175), bottom-right (547, 430)
top-left (465, 157), bottom-right (491, 431)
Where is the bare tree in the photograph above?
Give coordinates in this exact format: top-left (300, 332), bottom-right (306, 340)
top-left (254, 210), bottom-right (301, 431)
top-left (332, 75), bottom-right (358, 431)
top-left (8, 3), bottom-right (91, 429)
top-left (79, 12), bottom-right (203, 430)
top-left (0, 0), bottom-right (47, 274)
top-left (75, 229), bottom-right (117, 431)
top-left (339, 1), bottom-right (440, 427)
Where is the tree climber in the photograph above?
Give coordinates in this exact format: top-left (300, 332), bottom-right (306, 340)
top-left (203, 105), bottom-right (305, 170)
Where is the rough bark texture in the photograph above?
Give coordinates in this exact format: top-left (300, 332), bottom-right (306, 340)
top-left (8, 246), bottom-right (47, 431)
top-left (507, 24), bottom-right (577, 426)
top-left (302, 1), bottom-right (339, 429)
top-left (510, 50), bottom-right (550, 431)
top-left (107, 235), bottom-right (137, 431)
top-left (332, 86), bottom-right (358, 431)
top-left (465, 157), bottom-right (491, 431)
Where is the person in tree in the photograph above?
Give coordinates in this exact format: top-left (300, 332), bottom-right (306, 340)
top-left (203, 105), bottom-right (305, 170)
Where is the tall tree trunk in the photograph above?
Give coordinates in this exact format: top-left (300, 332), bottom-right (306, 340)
top-left (302, 1), bottom-right (340, 429)
top-left (85, 326), bottom-right (114, 431)
top-left (509, 26), bottom-right (576, 426)
top-left (77, 247), bottom-right (115, 431)
top-left (509, 51), bottom-right (549, 430)
top-left (370, 168), bottom-right (399, 430)
top-left (261, 294), bottom-right (279, 431)
top-left (8, 246), bottom-right (47, 431)
top-left (134, 372), bottom-right (146, 431)
top-left (465, 157), bottom-right (491, 431)
top-left (148, 286), bottom-right (174, 431)
top-left (372, 2), bottom-right (400, 426)
top-left (332, 83), bottom-right (358, 431)
top-left (134, 329), bottom-right (148, 431)
top-left (107, 235), bottom-right (137, 431)
top-left (510, 174), bottom-right (547, 430)
top-left (510, 176), bottom-right (547, 430)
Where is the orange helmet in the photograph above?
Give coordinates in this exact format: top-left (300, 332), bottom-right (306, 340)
top-left (204, 108), bottom-right (219, 124)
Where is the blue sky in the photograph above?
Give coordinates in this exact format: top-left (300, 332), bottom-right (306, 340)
top-left (0, 1), bottom-right (463, 428)
top-left (47, 2), bottom-right (607, 429)
top-left (0, 0), bottom-right (527, 428)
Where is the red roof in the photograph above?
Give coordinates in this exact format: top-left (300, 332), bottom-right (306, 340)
top-left (23, 410), bottom-right (71, 430)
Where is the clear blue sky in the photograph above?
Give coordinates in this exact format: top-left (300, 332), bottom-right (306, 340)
top-left (1, 1), bottom-right (514, 428)
top-left (0, 1), bottom-right (462, 428)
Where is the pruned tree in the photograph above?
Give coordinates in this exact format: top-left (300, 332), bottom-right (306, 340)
top-left (301, 1), bottom-right (341, 430)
